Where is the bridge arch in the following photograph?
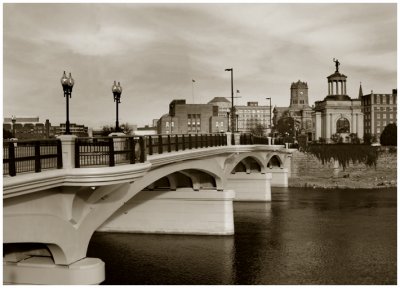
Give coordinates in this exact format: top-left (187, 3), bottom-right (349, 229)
top-left (266, 154), bottom-right (283, 168)
top-left (224, 153), bottom-right (266, 176)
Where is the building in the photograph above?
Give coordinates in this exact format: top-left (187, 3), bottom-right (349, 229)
top-left (157, 99), bottom-right (227, 134)
top-left (361, 88), bottom-right (397, 138)
top-left (3, 117), bottom-right (51, 139)
top-left (312, 60), bottom-right (363, 143)
top-left (273, 80), bottom-right (313, 140)
top-left (3, 116), bottom-right (89, 139)
top-left (54, 123), bottom-right (89, 137)
top-left (236, 102), bottom-right (272, 134)
top-left (208, 97), bottom-right (231, 117)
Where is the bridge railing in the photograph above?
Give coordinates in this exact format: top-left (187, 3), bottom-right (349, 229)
top-left (3, 139), bottom-right (62, 177)
top-left (240, 134), bottom-right (270, 145)
top-left (146, 133), bottom-right (227, 155)
top-left (75, 136), bottom-right (146, 168)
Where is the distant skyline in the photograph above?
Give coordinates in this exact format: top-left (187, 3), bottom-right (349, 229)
top-left (3, 3), bottom-right (397, 129)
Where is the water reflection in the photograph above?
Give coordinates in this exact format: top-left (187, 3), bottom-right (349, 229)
top-left (87, 187), bottom-right (396, 285)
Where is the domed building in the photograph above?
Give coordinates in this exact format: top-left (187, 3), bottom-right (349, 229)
top-left (312, 59), bottom-right (364, 142)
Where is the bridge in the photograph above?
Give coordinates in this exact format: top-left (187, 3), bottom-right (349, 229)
top-left (3, 132), bottom-right (293, 284)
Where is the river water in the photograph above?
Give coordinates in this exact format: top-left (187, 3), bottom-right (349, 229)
top-left (87, 187), bottom-right (396, 285)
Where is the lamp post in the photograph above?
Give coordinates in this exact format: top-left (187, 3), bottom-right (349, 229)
top-left (225, 68), bottom-right (235, 132)
top-left (227, 111), bottom-right (230, 132)
top-left (11, 115), bottom-right (16, 138)
top-left (60, 71), bottom-right (75, 135)
top-left (266, 97), bottom-right (272, 136)
top-left (112, 81), bottom-right (122, 132)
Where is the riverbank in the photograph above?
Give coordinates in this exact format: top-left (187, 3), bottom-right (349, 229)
top-left (289, 149), bottom-right (397, 189)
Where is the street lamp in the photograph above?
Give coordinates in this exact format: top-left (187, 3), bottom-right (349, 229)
top-left (112, 81), bottom-right (122, 132)
top-left (60, 71), bottom-right (75, 135)
top-left (225, 68), bottom-right (235, 132)
top-left (11, 115), bottom-right (16, 138)
top-left (266, 97), bottom-right (272, 136)
top-left (227, 111), bottom-right (230, 132)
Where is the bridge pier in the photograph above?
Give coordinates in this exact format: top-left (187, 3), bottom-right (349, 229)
top-left (225, 172), bottom-right (272, 201)
top-left (268, 168), bottom-right (289, 187)
top-left (97, 188), bottom-right (235, 235)
top-left (3, 257), bottom-right (104, 285)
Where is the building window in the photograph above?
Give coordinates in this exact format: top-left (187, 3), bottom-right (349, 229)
top-left (166, 121), bottom-right (169, 127)
top-left (377, 114), bottom-right (380, 119)
top-left (216, 122), bottom-right (219, 127)
top-left (220, 122), bottom-right (223, 127)
top-left (376, 95), bottom-right (380, 104)
top-left (382, 96), bottom-right (386, 104)
top-left (383, 114), bottom-right (386, 119)
top-left (390, 114), bottom-right (393, 119)
top-left (171, 122), bottom-right (174, 127)
top-left (377, 128), bottom-right (380, 133)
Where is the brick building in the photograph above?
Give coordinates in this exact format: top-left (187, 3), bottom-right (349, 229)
top-left (361, 88), bottom-right (397, 137)
top-left (157, 99), bottom-right (227, 134)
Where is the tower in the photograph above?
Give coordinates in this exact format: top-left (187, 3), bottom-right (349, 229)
top-left (289, 80), bottom-right (309, 108)
top-left (358, 82), bottom-right (363, 99)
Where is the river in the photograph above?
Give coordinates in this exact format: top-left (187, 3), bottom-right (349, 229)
top-left (87, 187), bottom-right (396, 285)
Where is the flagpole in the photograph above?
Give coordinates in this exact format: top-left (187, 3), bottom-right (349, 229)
top-left (192, 80), bottom-right (195, 104)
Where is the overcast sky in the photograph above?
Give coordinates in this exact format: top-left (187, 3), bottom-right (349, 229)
top-left (3, 3), bottom-right (397, 129)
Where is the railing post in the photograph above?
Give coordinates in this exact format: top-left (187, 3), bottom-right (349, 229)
top-left (189, 134), bottom-right (192, 149)
top-left (129, 137), bottom-right (135, 164)
top-left (34, 141), bottom-right (41, 173)
top-left (57, 135), bottom-right (77, 169)
top-left (195, 134), bottom-right (198, 149)
top-left (109, 137), bottom-right (115, 167)
top-left (200, 134), bottom-right (203, 148)
top-left (148, 136), bottom-right (153, 155)
top-left (158, 135), bottom-right (163, 154)
top-left (182, 134), bottom-right (186, 150)
top-left (57, 139), bottom-right (63, 169)
top-left (167, 135), bottom-right (171, 152)
top-left (8, 142), bottom-right (16, 177)
top-left (175, 134), bottom-right (179, 151)
top-left (139, 136), bottom-right (146, 162)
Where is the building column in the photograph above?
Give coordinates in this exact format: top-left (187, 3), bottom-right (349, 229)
top-left (356, 114), bottom-right (359, 135)
top-left (351, 113), bottom-right (355, 133)
top-left (328, 81), bottom-right (331, 95)
top-left (330, 113), bottom-right (333, 137)
top-left (340, 81), bottom-right (343, 95)
top-left (335, 81), bottom-right (339, 95)
top-left (344, 81), bottom-right (347, 94)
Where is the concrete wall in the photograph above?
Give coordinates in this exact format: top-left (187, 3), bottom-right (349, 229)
top-left (290, 149), bottom-right (397, 178)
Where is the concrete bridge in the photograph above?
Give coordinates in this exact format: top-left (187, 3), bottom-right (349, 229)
top-left (3, 133), bottom-right (292, 284)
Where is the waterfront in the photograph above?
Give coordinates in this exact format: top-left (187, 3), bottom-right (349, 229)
top-left (87, 187), bottom-right (396, 285)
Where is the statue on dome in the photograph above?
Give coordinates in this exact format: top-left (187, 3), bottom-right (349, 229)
top-left (333, 58), bottom-right (340, 72)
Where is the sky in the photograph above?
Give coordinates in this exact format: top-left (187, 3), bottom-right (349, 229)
top-left (3, 3), bottom-right (397, 129)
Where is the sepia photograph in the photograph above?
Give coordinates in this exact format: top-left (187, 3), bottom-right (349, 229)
top-left (2, 2), bottom-right (397, 285)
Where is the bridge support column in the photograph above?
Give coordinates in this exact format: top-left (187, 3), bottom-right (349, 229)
top-left (97, 188), bottom-right (235, 235)
top-left (225, 172), bottom-right (272, 201)
top-left (268, 168), bottom-right (289, 187)
top-left (3, 257), bottom-right (104, 285)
